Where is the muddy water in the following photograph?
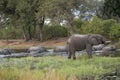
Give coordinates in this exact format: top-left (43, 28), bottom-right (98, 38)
top-left (0, 49), bottom-right (120, 58)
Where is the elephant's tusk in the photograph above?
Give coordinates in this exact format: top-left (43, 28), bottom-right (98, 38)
top-left (105, 41), bottom-right (111, 44)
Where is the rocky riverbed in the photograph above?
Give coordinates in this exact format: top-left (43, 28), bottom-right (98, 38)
top-left (0, 48), bottom-right (120, 58)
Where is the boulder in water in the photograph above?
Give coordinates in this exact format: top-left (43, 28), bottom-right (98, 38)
top-left (28, 46), bottom-right (47, 54)
top-left (54, 45), bottom-right (68, 52)
top-left (0, 48), bottom-right (11, 55)
top-left (92, 44), bottom-right (105, 51)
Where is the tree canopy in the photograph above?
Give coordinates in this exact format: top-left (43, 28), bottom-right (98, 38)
top-left (101, 0), bottom-right (120, 21)
top-left (1, 0), bottom-right (119, 41)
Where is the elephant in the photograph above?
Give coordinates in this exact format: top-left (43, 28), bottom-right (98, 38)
top-left (67, 34), bottom-right (110, 59)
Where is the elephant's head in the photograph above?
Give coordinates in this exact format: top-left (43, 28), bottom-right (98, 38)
top-left (88, 34), bottom-right (109, 45)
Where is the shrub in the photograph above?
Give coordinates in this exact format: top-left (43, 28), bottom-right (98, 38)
top-left (43, 25), bottom-right (68, 40)
top-left (80, 16), bottom-right (103, 34)
top-left (72, 18), bottom-right (84, 33)
top-left (109, 23), bottom-right (120, 40)
top-left (0, 24), bottom-right (23, 39)
top-left (79, 16), bottom-right (119, 41)
top-left (102, 19), bottom-right (117, 38)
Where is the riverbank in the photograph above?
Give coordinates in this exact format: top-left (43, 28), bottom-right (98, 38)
top-left (0, 37), bottom-right (67, 50)
top-left (0, 56), bottom-right (120, 80)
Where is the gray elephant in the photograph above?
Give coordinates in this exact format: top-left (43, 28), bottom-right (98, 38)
top-left (67, 34), bottom-right (110, 59)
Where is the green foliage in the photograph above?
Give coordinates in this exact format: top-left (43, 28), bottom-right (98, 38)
top-left (0, 56), bottom-right (120, 80)
top-left (114, 41), bottom-right (120, 49)
top-left (102, 19), bottom-right (117, 37)
top-left (0, 0), bottom-right (105, 41)
top-left (109, 24), bottom-right (120, 40)
top-left (80, 16), bottom-right (103, 34)
top-left (80, 16), bottom-right (119, 40)
top-left (102, 0), bottom-right (120, 19)
top-left (43, 25), bottom-right (68, 40)
top-left (0, 24), bottom-right (23, 39)
top-left (72, 18), bottom-right (84, 33)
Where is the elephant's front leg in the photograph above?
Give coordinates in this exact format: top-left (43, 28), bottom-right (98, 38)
top-left (86, 44), bottom-right (92, 58)
top-left (68, 51), bottom-right (72, 59)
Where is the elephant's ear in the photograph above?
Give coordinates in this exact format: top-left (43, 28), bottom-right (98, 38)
top-left (88, 35), bottom-right (98, 45)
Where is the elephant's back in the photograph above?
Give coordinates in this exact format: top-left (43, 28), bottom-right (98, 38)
top-left (69, 34), bottom-right (88, 41)
top-left (68, 34), bottom-right (88, 49)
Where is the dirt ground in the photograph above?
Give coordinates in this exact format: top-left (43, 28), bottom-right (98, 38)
top-left (0, 37), bottom-right (68, 49)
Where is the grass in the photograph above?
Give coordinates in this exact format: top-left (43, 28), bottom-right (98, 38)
top-left (0, 55), bottom-right (120, 80)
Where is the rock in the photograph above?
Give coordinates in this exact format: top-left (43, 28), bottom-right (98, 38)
top-left (28, 46), bottom-right (47, 54)
top-left (92, 44), bottom-right (105, 51)
top-left (102, 45), bottom-right (116, 56)
top-left (3, 53), bottom-right (29, 58)
top-left (103, 45), bottom-right (116, 51)
top-left (53, 45), bottom-right (68, 52)
top-left (0, 48), bottom-right (11, 55)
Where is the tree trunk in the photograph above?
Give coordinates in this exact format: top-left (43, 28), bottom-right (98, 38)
top-left (67, 15), bottom-right (74, 36)
top-left (39, 27), bottom-right (43, 42)
top-left (33, 20), bottom-right (37, 39)
top-left (28, 25), bottom-right (32, 40)
top-left (23, 26), bottom-right (28, 41)
top-left (39, 15), bottom-right (45, 42)
top-left (23, 26), bottom-right (32, 41)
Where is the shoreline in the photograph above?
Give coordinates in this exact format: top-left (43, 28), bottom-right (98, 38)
top-left (0, 38), bottom-right (67, 50)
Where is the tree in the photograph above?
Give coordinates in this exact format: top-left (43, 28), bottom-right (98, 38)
top-left (36, 0), bottom-right (83, 36)
top-left (16, 0), bottom-right (39, 41)
top-left (0, 0), bottom-right (39, 41)
top-left (0, 0), bottom-right (105, 41)
top-left (101, 0), bottom-right (120, 21)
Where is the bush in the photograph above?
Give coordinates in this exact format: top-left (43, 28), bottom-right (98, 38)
top-left (102, 19), bottom-right (117, 38)
top-left (79, 16), bottom-right (119, 41)
top-left (0, 24), bottom-right (23, 39)
top-left (43, 25), bottom-right (68, 40)
top-left (109, 24), bottom-right (120, 40)
top-left (80, 16), bottom-right (103, 34)
top-left (72, 18), bottom-right (84, 33)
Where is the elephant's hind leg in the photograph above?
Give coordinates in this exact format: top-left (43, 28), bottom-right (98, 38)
top-left (72, 50), bottom-right (76, 60)
top-left (68, 51), bottom-right (72, 59)
top-left (68, 49), bottom-right (76, 60)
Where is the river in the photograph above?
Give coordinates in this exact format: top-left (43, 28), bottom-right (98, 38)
top-left (0, 49), bottom-right (120, 58)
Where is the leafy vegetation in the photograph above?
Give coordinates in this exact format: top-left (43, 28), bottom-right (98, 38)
top-left (0, 0), bottom-right (120, 79)
top-left (0, 0), bottom-right (104, 41)
top-left (72, 16), bottom-right (120, 40)
top-left (0, 24), bottom-right (68, 40)
top-left (0, 56), bottom-right (120, 80)
top-left (43, 25), bottom-right (68, 40)
top-left (101, 0), bottom-right (120, 20)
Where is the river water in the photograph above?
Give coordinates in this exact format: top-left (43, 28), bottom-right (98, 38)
top-left (0, 49), bottom-right (120, 58)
